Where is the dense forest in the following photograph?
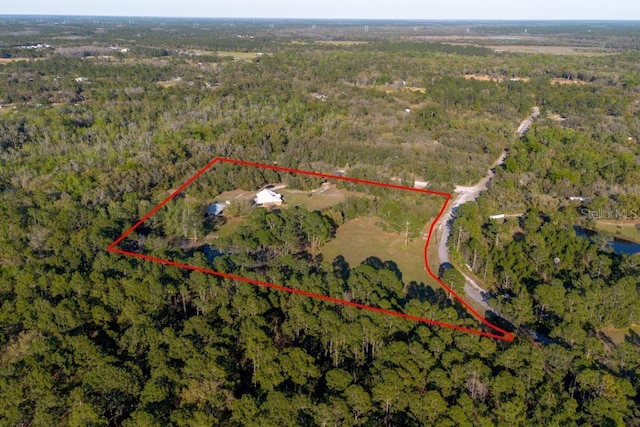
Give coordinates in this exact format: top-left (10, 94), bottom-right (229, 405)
top-left (1, 17), bottom-right (639, 425)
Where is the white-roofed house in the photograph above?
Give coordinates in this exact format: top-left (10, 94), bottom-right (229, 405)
top-left (254, 189), bottom-right (283, 206)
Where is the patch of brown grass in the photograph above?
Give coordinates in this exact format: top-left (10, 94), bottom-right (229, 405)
top-left (601, 325), bottom-right (640, 345)
top-left (0, 58), bottom-right (29, 64)
top-left (551, 78), bottom-right (588, 85)
top-left (490, 45), bottom-right (613, 56)
top-left (464, 74), bottom-right (502, 82)
top-left (157, 80), bottom-right (179, 88)
top-left (315, 40), bottom-right (368, 46)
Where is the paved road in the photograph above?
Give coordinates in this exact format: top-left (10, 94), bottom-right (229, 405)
top-left (435, 106), bottom-right (539, 310)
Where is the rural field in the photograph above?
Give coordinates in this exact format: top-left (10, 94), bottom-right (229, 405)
top-left (488, 45), bottom-right (614, 55)
top-left (321, 217), bottom-right (437, 288)
top-left (195, 182), bottom-right (372, 243)
top-left (601, 324), bottom-right (640, 345)
top-left (595, 220), bottom-right (640, 243)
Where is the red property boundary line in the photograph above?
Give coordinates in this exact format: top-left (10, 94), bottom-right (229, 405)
top-left (107, 157), bottom-right (515, 342)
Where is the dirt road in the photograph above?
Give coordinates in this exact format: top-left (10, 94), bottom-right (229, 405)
top-left (516, 105), bottom-right (540, 137)
top-left (435, 106), bottom-right (539, 309)
top-left (435, 152), bottom-right (505, 310)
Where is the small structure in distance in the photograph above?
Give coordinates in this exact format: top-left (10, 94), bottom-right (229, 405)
top-left (254, 189), bottom-right (283, 207)
top-left (206, 201), bottom-right (228, 216)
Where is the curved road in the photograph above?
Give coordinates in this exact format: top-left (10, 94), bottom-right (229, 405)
top-left (435, 107), bottom-right (539, 310)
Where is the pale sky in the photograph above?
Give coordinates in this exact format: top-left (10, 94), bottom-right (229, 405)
top-left (2, 0), bottom-right (640, 20)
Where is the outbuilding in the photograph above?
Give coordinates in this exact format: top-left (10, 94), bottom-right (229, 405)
top-left (206, 202), bottom-right (228, 216)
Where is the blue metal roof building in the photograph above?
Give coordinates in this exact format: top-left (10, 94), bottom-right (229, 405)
top-left (206, 202), bottom-right (227, 216)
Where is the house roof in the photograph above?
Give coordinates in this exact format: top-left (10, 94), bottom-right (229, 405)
top-left (206, 202), bottom-right (227, 216)
top-left (254, 188), bottom-right (282, 204)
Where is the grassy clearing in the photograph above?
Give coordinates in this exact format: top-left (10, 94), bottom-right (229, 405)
top-left (463, 74), bottom-right (531, 83)
top-left (210, 216), bottom-right (245, 240)
top-left (157, 80), bottom-right (180, 88)
top-left (216, 51), bottom-right (261, 60)
top-left (551, 78), bottom-right (588, 85)
top-left (595, 220), bottom-right (640, 243)
top-left (464, 74), bottom-right (502, 82)
top-left (547, 112), bottom-right (566, 122)
top-left (281, 184), bottom-right (356, 211)
top-left (315, 40), bottom-right (368, 46)
top-left (0, 104), bottom-right (15, 114)
top-left (489, 45), bottom-right (614, 56)
top-left (0, 58), bottom-right (30, 64)
top-left (601, 325), bottom-right (640, 345)
top-left (196, 185), bottom-right (441, 290)
top-left (176, 49), bottom-right (261, 60)
top-left (321, 217), bottom-right (437, 288)
top-left (205, 184), bottom-right (361, 239)
top-left (212, 184), bottom-right (367, 212)
top-left (371, 85), bottom-right (427, 94)
top-left (215, 189), bottom-right (254, 202)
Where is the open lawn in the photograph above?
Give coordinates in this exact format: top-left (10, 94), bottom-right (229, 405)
top-left (209, 216), bottom-right (245, 240)
top-left (214, 189), bottom-right (255, 203)
top-left (595, 220), bottom-right (640, 243)
top-left (200, 184), bottom-right (367, 240)
top-left (191, 185), bottom-right (438, 288)
top-left (211, 183), bottom-right (369, 212)
top-left (321, 217), bottom-right (438, 288)
top-left (601, 325), bottom-right (640, 345)
top-left (216, 51), bottom-right (262, 60)
top-left (280, 184), bottom-right (361, 211)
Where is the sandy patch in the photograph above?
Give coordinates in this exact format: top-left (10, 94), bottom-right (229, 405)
top-left (463, 74), bottom-right (503, 82)
top-left (0, 58), bottom-right (34, 64)
top-left (551, 78), bottom-right (587, 85)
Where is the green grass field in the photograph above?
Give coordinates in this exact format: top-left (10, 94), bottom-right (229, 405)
top-left (210, 217), bottom-right (244, 239)
top-left (595, 220), bottom-right (640, 243)
top-left (206, 185), bottom-right (362, 241)
top-left (601, 324), bottom-right (640, 345)
top-left (204, 185), bottom-right (442, 290)
top-left (280, 184), bottom-right (357, 211)
top-left (321, 217), bottom-right (437, 288)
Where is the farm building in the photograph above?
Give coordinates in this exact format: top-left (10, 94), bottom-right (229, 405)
top-left (254, 189), bottom-right (283, 206)
top-left (206, 202), bottom-right (228, 216)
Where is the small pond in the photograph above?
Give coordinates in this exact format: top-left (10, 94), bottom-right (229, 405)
top-left (574, 226), bottom-right (640, 255)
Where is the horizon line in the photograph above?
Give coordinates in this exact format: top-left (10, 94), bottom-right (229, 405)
top-left (2, 14), bottom-right (640, 22)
